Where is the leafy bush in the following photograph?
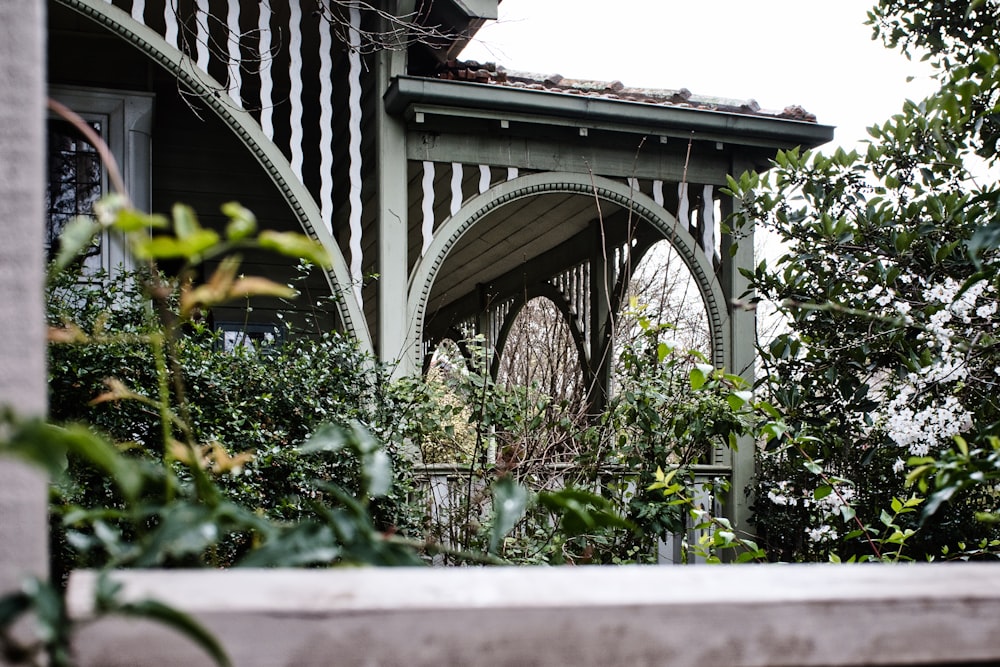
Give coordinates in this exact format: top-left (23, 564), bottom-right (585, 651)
top-left (726, 0), bottom-right (1000, 561)
top-left (44, 227), bottom-right (424, 575)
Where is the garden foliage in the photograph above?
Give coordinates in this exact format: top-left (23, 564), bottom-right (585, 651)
top-left (727, 0), bottom-right (1000, 561)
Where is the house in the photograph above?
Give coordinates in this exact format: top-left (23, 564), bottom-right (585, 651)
top-left (7, 3), bottom-right (1000, 666)
top-left (44, 0), bottom-right (832, 534)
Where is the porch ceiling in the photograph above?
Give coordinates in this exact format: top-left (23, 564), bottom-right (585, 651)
top-left (425, 192), bottom-right (622, 322)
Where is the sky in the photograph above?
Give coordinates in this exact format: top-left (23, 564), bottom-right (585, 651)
top-left (459, 0), bottom-right (939, 151)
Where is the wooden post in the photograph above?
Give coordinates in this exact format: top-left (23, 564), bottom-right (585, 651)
top-left (587, 218), bottom-right (613, 413)
top-left (719, 157), bottom-right (757, 539)
top-left (376, 5), bottom-right (414, 377)
top-left (0, 0), bottom-right (49, 596)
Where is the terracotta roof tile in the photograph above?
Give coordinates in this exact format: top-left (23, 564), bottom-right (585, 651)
top-left (433, 59), bottom-right (818, 123)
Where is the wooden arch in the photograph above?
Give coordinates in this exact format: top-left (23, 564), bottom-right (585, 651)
top-left (407, 172), bottom-right (729, 374)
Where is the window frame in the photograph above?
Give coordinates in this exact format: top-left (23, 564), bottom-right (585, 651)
top-left (47, 85), bottom-right (154, 275)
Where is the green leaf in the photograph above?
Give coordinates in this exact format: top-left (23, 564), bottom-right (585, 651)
top-left (221, 202), bottom-right (257, 241)
top-left (813, 485), bottom-right (833, 501)
top-left (238, 523), bottom-right (340, 568)
top-left (258, 231), bottom-right (331, 267)
top-left (24, 578), bottom-right (66, 647)
top-left (298, 423), bottom-right (349, 454)
top-left (923, 486), bottom-right (957, 521)
top-left (116, 597), bottom-right (231, 667)
top-left (362, 449), bottom-right (392, 498)
top-left (113, 209), bottom-right (169, 233)
top-left (489, 477), bottom-right (530, 554)
top-left (2, 420), bottom-right (144, 503)
top-left (0, 590), bottom-right (31, 628)
top-left (132, 503), bottom-right (221, 566)
top-left (133, 229), bottom-right (220, 260)
top-left (726, 390), bottom-right (752, 411)
top-left (172, 203), bottom-right (201, 240)
top-left (52, 216), bottom-right (99, 273)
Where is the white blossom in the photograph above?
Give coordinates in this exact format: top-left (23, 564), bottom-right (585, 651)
top-left (806, 524), bottom-right (838, 543)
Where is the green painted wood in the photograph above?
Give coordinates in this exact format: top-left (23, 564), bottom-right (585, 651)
top-left (407, 129), bottom-right (733, 184)
top-left (376, 43), bottom-right (414, 374)
top-left (719, 156), bottom-right (758, 538)
top-left (387, 76), bottom-right (834, 151)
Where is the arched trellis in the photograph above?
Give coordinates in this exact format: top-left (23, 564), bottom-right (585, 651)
top-left (55, 0), bottom-right (373, 355)
top-left (407, 172), bottom-right (730, 377)
top-left (489, 284), bottom-right (590, 385)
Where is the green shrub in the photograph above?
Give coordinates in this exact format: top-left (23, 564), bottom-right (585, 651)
top-left (46, 268), bottom-right (422, 570)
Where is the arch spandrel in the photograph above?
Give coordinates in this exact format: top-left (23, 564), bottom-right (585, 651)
top-left (53, 0), bottom-right (372, 354)
top-left (407, 172), bottom-right (730, 374)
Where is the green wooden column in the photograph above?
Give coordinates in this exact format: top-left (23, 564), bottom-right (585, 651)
top-left (719, 157), bottom-right (758, 540)
top-left (587, 218), bottom-right (614, 414)
top-left (376, 7), bottom-right (413, 377)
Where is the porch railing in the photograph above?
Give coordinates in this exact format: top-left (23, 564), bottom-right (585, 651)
top-left (411, 462), bottom-right (732, 564)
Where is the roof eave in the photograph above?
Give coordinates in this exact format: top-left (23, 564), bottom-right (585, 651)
top-left (386, 76), bottom-right (834, 151)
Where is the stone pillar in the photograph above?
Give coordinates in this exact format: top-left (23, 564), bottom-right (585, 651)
top-left (0, 0), bottom-right (48, 596)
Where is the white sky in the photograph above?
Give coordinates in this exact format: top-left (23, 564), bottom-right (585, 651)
top-left (460, 0), bottom-right (939, 151)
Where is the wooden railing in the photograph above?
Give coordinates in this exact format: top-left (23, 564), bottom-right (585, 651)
top-left (412, 462), bottom-right (731, 564)
top-left (66, 564), bottom-right (1000, 666)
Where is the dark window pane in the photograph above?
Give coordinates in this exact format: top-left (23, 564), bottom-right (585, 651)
top-left (45, 118), bottom-right (104, 264)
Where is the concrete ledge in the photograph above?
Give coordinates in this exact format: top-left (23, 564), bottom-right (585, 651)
top-left (68, 564), bottom-right (1000, 666)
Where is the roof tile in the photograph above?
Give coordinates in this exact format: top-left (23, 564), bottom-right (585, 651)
top-left (433, 60), bottom-right (818, 123)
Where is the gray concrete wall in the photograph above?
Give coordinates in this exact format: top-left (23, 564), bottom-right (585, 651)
top-left (0, 0), bottom-right (48, 597)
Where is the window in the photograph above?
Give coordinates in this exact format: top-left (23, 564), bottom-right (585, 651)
top-left (46, 86), bottom-right (153, 275)
top-left (216, 321), bottom-right (284, 352)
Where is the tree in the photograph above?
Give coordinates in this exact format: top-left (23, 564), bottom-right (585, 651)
top-left (727, 0), bottom-right (1000, 561)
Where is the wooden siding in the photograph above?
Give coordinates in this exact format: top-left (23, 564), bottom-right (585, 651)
top-left (47, 1), bottom-right (339, 334)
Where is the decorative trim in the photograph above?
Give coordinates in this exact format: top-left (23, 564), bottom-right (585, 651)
top-left (224, 0), bottom-right (241, 105)
top-left (677, 182), bottom-right (689, 233)
top-left (347, 5), bottom-right (363, 310)
top-left (701, 185), bottom-right (715, 258)
top-left (318, 5), bottom-right (333, 234)
top-left (287, 1), bottom-right (303, 181)
top-left (421, 161), bottom-right (435, 256)
top-left (257, 3), bottom-right (273, 140)
top-left (195, 0), bottom-right (210, 72)
top-left (478, 165), bottom-right (490, 194)
top-left (450, 162), bottom-right (463, 216)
